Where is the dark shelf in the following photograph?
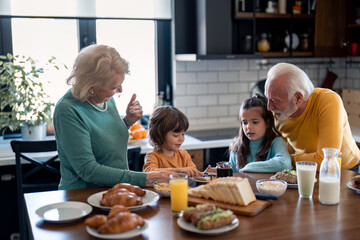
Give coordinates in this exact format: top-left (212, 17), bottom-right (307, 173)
top-left (235, 12), bottom-right (314, 19)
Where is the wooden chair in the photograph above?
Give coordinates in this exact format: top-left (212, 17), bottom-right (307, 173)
top-left (10, 140), bottom-right (60, 240)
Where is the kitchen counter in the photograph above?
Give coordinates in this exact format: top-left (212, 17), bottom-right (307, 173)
top-left (1, 125), bottom-right (360, 166)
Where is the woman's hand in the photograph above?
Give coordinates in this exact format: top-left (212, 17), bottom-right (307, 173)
top-left (125, 94), bottom-right (143, 125)
top-left (174, 167), bottom-right (201, 178)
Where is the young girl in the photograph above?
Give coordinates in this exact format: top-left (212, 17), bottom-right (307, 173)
top-left (142, 106), bottom-right (201, 177)
top-left (228, 94), bottom-right (292, 173)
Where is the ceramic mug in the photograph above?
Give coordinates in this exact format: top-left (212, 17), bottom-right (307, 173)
top-left (348, 43), bottom-right (359, 56)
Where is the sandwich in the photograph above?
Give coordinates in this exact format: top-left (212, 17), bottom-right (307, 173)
top-left (274, 169), bottom-right (297, 184)
top-left (182, 204), bottom-right (216, 222)
top-left (183, 204), bottom-right (236, 230)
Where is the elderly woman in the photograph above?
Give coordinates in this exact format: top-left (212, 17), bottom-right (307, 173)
top-left (54, 44), bottom-right (170, 190)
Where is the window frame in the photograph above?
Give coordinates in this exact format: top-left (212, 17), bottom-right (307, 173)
top-left (0, 16), bottom-right (172, 136)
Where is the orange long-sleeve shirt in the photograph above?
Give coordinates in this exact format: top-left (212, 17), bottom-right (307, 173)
top-left (143, 149), bottom-right (196, 172)
top-left (275, 88), bottom-right (360, 170)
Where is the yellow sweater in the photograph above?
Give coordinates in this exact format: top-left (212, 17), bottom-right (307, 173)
top-left (143, 149), bottom-right (197, 172)
top-left (276, 88), bottom-right (360, 170)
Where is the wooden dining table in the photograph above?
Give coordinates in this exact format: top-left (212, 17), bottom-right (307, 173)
top-left (24, 169), bottom-right (359, 240)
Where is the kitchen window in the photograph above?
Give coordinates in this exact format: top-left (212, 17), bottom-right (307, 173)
top-left (0, 0), bottom-right (172, 136)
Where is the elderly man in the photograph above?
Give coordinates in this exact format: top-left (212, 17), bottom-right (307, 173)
top-left (264, 62), bottom-right (360, 171)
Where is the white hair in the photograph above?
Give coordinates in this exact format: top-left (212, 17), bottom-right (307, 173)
top-left (265, 62), bottom-right (314, 101)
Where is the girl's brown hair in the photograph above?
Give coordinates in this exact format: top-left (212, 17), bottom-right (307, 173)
top-left (148, 106), bottom-right (189, 151)
top-left (229, 93), bottom-right (282, 169)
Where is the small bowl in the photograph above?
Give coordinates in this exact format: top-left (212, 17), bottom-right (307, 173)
top-left (153, 182), bottom-right (170, 198)
top-left (256, 179), bottom-right (287, 197)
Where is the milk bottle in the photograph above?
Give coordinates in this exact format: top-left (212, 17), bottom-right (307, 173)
top-left (319, 148), bottom-right (341, 205)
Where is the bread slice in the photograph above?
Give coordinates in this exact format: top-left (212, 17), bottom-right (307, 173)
top-left (188, 177), bottom-right (256, 206)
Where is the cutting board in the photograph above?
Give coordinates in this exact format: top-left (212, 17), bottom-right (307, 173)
top-left (188, 197), bottom-right (272, 217)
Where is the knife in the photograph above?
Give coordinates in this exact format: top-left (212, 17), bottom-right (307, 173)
top-left (254, 192), bottom-right (278, 200)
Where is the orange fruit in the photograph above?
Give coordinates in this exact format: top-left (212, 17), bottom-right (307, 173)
top-left (129, 122), bottom-right (143, 132)
top-left (132, 128), bottom-right (147, 139)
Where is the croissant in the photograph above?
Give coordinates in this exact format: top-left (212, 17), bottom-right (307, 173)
top-left (85, 214), bottom-right (107, 228)
top-left (108, 205), bottom-right (130, 219)
top-left (100, 189), bottom-right (143, 207)
top-left (98, 212), bottom-right (145, 234)
top-left (112, 183), bottom-right (146, 196)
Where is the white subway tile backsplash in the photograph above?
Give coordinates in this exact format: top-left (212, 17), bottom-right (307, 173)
top-left (228, 82), bottom-right (248, 93)
top-left (239, 93), bottom-right (251, 103)
top-left (348, 68), bottom-right (360, 77)
top-left (197, 72), bottom-right (218, 83)
top-left (197, 117), bottom-right (218, 125)
top-left (176, 72), bottom-right (197, 83)
top-left (176, 61), bottom-right (186, 72)
top-left (198, 95), bottom-right (218, 106)
top-left (219, 94), bottom-right (238, 105)
top-left (219, 71), bottom-right (238, 82)
top-left (219, 116), bottom-right (239, 124)
top-left (176, 57), bottom-right (360, 130)
top-left (175, 84), bottom-right (186, 96)
top-left (175, 96), bottom-right (197, 107)
top-left (239, 71), bottom-right (258, 81)
top-left (208, 106), bottom-right (228, 117)
top-left (186, 61), bottom-right (208, 72)
top-left (228, 59), bottom-right (248, 70)
top-left (248, 60), bottom-right (262, 70)
top-left (208, 83), bottom-right (228, 94)
top-left (187, 107), bottom-right (208, 118)
top-left (186, 84), bottom-right (208, 95)
top-left (229, 105), bottom-right (241, 115)
top-left (208, 60), bottom-right (228, 70)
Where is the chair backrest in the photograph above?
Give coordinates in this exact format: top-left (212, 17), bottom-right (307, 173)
top-left (127, 146), bottom-right (142, 171)
top-left (10, 139), bottom-right (60, 240)
top-left (11, 140), bottom-right (60, 192)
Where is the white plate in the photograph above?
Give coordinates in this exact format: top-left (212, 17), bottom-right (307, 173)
top-left (35, 201), bottom-right (92, 223)
top-left (190, 177), bottom-right (212, 184)
top-left (87, 189), bottom-right (160, 211)
top-left (177, 217), bottom-right (239, 235)
top-left (347, 181), bottom-right (360, 192)
top-left (86, 220), bottom-right (148, 239)
top-left (270, 175), bottom-right (317, 189)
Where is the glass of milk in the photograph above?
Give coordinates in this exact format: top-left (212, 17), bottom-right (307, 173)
top-left (296, 161), bottom-right (317, 198)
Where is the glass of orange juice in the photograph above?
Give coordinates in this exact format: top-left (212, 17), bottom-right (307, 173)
top-left (170, 173), bottom-right (188, 216)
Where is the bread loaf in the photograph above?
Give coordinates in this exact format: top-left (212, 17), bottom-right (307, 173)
top-left (85, 205), bottom-right (145, 234)
top-left (188, 177), bottom-right (256, 206)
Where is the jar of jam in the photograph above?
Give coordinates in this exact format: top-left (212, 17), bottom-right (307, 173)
top-left (257, 33), bottom-right (270, 52)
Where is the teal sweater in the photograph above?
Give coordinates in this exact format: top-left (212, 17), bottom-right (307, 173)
top-left (54, 91), bottom-right (146, 190)
top-left (229, 137), bottom-right (292, 173)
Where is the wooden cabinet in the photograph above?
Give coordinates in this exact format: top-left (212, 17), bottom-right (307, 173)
top-left (314, 0), bottom-right (346, 57)
top-left (344, 0), bottom-right (360, 56)
top-left (175, 0), bottom-right (350, 59)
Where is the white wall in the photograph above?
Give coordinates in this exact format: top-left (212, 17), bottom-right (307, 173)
top-left (175, 57), bottom-right (360, 131)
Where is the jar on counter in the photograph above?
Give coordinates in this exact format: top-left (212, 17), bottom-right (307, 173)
top-left (257, 33), bottom-right (270, 52)
top-left (242, 35), bottom-right (253, 53)
top-left (300, 33), bottom-right (310, 51)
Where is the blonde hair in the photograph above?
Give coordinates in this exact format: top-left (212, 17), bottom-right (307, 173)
top-left (265, 62), bottom-right (314, 101)
top-left (67, 44), bottom-right (129, 101)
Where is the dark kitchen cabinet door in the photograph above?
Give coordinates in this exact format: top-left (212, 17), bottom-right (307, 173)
top-left (314, 0), bottom-right (347, 57)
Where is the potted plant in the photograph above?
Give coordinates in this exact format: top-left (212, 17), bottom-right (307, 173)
top-left (0, 53), bottom-right (63, 140)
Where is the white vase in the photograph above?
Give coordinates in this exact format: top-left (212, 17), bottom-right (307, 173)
top-left (21, 123), bottom-right (47, 140)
